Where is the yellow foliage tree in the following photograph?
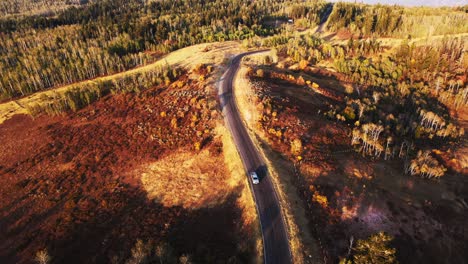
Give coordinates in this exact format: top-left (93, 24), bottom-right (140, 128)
top-left (353, 232), bottom-right (397, 264)
top-left (290, 138), bottom-right (302, 155)
top-left (299, 59), bottom-right (308, 70)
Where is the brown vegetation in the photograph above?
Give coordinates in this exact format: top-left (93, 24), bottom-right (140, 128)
top-left (0, 71), bottom-right (259, 263)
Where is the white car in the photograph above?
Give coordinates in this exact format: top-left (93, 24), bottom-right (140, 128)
top-left (250, 171), bottom-right (260, 184)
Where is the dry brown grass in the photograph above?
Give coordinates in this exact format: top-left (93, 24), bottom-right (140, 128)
top-left (140, 148), bottom-right (227, 209)
top-left (233, 66), bottom-right (261, 129)
top-left (0, 41), bottom-right (245, 125)
top-left (0, 102), bottom-right (28, 125)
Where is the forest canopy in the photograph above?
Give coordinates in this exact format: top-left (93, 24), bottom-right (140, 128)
top-left (0, 0), bottom-right (331, 100)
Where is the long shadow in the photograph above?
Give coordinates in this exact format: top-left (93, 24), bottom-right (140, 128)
top-left (254, 164), bottom-right (268, 181)
top-left (0, 182), bottom-right (256, 264)
top-left (254, 66), bottom-right (348, 96)
top-left (0, 86), bottom-right (258, 264)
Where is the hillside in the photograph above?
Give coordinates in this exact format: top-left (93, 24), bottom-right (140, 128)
top-left (0, 59), bottom-right (262, 263)
top-left (235, 3), bottom-right (467, 262)
top-left (0, 1), bottom-right (467, 264)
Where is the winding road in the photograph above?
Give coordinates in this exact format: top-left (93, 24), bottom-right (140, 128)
top-left (218, 51), bottom-right (292, 264)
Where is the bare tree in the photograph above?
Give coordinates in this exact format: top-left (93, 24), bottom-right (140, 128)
top-left (352, 123), bottom-right (384, 157)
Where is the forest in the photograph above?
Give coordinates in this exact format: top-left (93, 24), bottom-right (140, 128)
top-left (0, 0), bottom-right (332, 100)
top-left (0, 0), bottom-right (87, 17)
top-left (326, 2), bottom-right (468, 37)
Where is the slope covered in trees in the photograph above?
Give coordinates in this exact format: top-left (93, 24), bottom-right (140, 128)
top-left (326, 2), bottom-right (468, 37)
top-left (0, 0), bottom-right (88, 17)
top-left (253, 21), bottom-right (466, 177)
top-left (242, 32), bottom-right (466, 264)
top-left (0, 0), bottom-right (331, 100)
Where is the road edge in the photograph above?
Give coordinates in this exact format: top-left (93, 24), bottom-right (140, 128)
top-left (228, 51), bottom-right (296, 263)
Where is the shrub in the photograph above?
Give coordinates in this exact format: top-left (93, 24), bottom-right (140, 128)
top-left (353, 232), bottom-right (397, 264)
top-left (297, 76), bottom-right (305, 85)
top-left (126, 239), bottom-right (152, 264)
top-left (343, 106), bottom-right (356, 120)
top-left (312, 192), bottom-right (328, 208)
top-left (194, 142), bottom-right (201, 151)
top-left (179, 255), bottom-right (192, 264)
top-left (256, 69), bottom-right (265, 78)
top-left (290, 138), bottom-right (302, 155)
top-left (299, 59), bottom-right (308, 70)
top-left (34, 249), bottom-right (51, 264)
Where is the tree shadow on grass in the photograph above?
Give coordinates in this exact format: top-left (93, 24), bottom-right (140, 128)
top-left (1, 182), bottom-right (255, 264)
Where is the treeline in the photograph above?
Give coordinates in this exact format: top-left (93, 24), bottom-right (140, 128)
top-left (326, 2), bottom-right (468, 38)
top-left (27, 65), bottom-right (181, 116)
top-left (334, 37), bottom-right (466, 101)
top-left (0, 26), bottom-right (152, 99)
top-left (256, 33), bottom-right (381, 67)
top-left (3, 0), bottom-right (465, 101)
top-left (0, 0), bottom-right (331, 100)
top-left (395, 6), bottom-right (468, 38)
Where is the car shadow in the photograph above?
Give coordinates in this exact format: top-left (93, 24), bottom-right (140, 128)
top-left (253, 164), bottom-right (268, 181)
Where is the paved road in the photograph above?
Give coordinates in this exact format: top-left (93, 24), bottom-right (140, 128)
top-left (218, 51), bottom-right (292, 264)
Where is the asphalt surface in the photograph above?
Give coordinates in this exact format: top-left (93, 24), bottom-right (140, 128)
top-left (218, 51), bottom-right (292, 264)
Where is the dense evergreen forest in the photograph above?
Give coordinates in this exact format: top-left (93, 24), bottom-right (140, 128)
top-left (0, 0), bottom-right (331, 100)
top-left (326, 2), bottom-right (468, 37)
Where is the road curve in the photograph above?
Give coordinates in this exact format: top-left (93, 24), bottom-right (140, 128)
top-left (218, 51), bottom-right (292, 264)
